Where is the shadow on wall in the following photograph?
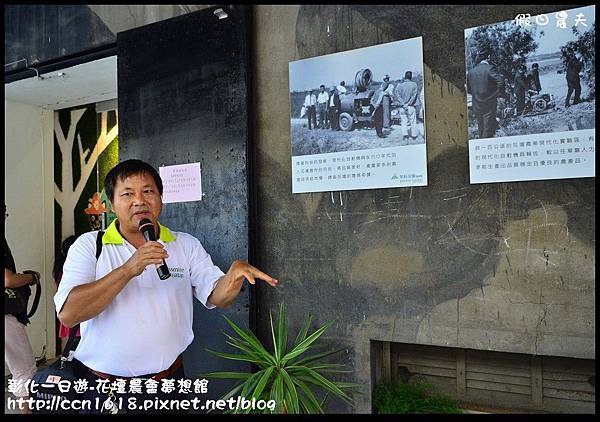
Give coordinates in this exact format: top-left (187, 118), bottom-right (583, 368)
top-left (273, 3), bottom-right (596, 320)
top-left (295, 5), bottom-right (574, 93)
top-left (257, 139), bottom-right (594, 330)
top-left (255, 4), bottom-right (594, 411)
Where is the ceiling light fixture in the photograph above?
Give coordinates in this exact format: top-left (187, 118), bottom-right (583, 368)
top-left (213, 8), bottom-right (228, 20)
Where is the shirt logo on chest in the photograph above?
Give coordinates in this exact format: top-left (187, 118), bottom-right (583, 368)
top-left (169, 267), bottom-right (185, 278)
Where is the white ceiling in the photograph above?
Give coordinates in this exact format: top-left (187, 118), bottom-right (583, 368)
top-left (4, 55), bottom-right (117, 110)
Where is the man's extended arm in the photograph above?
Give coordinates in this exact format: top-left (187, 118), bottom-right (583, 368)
top-left (58, 241), bottom-right (168, 327)
top-left (208, 260), bottom-right (277, 308)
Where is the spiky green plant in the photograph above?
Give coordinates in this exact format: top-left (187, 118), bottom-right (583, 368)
top-left (202, 303), bottom-right (359, 413)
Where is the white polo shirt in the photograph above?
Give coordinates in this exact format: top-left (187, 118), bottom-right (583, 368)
top-left (54, 220), bottom-right (225, 377)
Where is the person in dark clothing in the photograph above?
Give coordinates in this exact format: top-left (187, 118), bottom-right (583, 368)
top-left (565, 52), bottom-right (583, 107)
top-left (303, 90), bottom-right (317, 130)
top-left (466, 48), bottom-right (504, 139)
top-left (4, 204), bottom-right (40, 413)
top-left (328, 86), bottom-right (341, 131)
top-left (530, 63), bottom-right (541, 94)
top-left (371, 81), bottom-right (388, 138)
top-left (382, 74), bottom-right (392, 128)
top-left (514, 65), bottom-right (529, 116)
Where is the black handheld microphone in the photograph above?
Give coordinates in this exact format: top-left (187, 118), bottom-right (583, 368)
top-left (138, 218), bottom-right (171, 280)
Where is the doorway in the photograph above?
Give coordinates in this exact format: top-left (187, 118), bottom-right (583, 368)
top-left (4, 55), bottom-right (118, 371)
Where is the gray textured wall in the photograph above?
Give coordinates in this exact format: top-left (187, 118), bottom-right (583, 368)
top-left (4, 4), bottom-right (595, 414)
top-left (252, 5), bottom-right (595, 413)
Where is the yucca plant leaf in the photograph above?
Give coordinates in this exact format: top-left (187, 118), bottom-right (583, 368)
top-left (207, 382), bottom-right (246, 414)
top-left (305, 363), bottom-right (355, 374)
top-left (280, 368), bottom-right (300, 414)
top-left (305, 363), bottom-right (347, 370)
top-left (283, 387), bottom-right (295, 415)
top-left (223, 344), bottom-right (270, 370)
top-left (276, 303), bottom-right (287, 361)
top-left (223, 315), bottom-right (276, 364)
top-left (291, 348), bottom-right (347, 367)
top-left (297, 394), bottom-right (311, 413)
top-left (251, 366), bottom-right (275, 400)
top-left (223, 316), bottom-right (274, 358)
top-left (223, 331), bottom-right (262, 354)
top-left (296, 368), bottom-right (353, 404)
top-left (269, 310), bottom-right (279, 362)
top-left (292, 377), bottom-right (323, 413)
top-left (287, 364), bottom-right (351, 378)
top-left (221, 341), bottom-right (273, 369)
top-left (319, 391), bottom-right (330, 409)
top-left (293, 313), bottom-right (313, 348)
top-left (286, 364), bottom-right (339, 373)
top-left (240, 369), bottom-right (267, 404)
top-left (281, 321), bottom-right (332, 364)
top-left (220, 382), bottom-right (245, 402)
top-left (334, 381), bottom-right (363, 390)
top-left (205, 349), bottom-right (268, 365)
top-left (310, 368), bottom-right (355, 374)
top-left (222, 335), bottom-right (272, 369)
top-left (269, 372), bottom-right (285, 413)
top-left (199, 371), bottom-right (252, 380)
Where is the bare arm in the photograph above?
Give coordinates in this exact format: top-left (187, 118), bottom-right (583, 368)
top-left (4, 269), bottom-right (38, 289)
top-left (58, 241), bottom-right (168, 327)
top-left (208, 260), bottom-right (277, 309)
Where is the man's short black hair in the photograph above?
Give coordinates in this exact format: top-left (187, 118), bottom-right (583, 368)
top-left (475, 47), bottom-right (490, 64)
top-left (320, 84), bottom-right (325, 89)
top-left (404, 71), bottom-right (412, 80)
top-left (105, 159), bottom-right (163, 201)
top-left (532, 63), bottom-right (539, 68)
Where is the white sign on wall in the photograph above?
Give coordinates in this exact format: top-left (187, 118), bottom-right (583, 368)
top-left (159, 162), bottom-right (202, 203)
top-left (464, 5), bottom-right (596, 184)
top-left (288, 36), bottom-right (428, 193)
top-left (469, 130), bottom-right (595, 184)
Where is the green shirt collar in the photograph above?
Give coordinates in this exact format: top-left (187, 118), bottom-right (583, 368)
top-left (102, 219), bottom-right (176, 244)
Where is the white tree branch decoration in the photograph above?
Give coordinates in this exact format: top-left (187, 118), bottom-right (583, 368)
top-left (54, 109), bottom-right (118, 241)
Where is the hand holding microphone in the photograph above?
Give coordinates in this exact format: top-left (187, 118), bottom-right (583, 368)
top-left (138, 218), bottom-right (171, 280)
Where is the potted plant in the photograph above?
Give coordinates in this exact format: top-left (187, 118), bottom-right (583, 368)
top-left (202, 303), bottom-right (359, 413)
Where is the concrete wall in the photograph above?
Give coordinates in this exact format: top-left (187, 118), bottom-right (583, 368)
top-left (252, 5), bottom-right (594, 413)
top-left (4, 4), bottom-right (595, 413)
top-left (4, 100), bottom-right (56, 373)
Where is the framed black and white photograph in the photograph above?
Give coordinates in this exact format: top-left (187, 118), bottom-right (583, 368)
top-left (289, 37), bottom-right (428, 194)
top-left (465, 5), bottom-right (595, 184)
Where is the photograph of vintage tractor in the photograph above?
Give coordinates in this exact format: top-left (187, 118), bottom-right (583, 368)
top-left (500, 89), bottom-right (557, 121)
top-left (338, 68), bottom-right (376, 131)
top-left (290, 66), bottom-right (426, 156)
top-left (337, 68), bottom-right (424, 139)
top-left (289, 45), bottom-right (427, 158)
top-left (465, 8), bottom-right (595, 140)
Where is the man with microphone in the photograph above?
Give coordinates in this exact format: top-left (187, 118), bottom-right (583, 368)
top-left (54, 159), bottom-right (278, 413)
